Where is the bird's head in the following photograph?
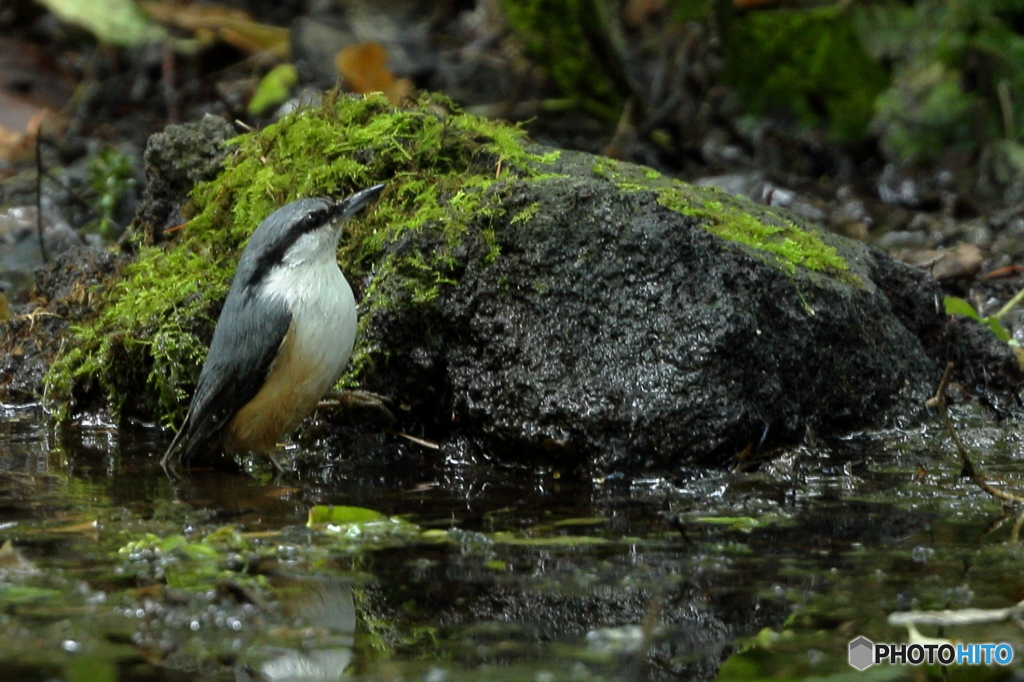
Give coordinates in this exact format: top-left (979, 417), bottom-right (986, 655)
top-left (241, 184), bottom-right (385, 287)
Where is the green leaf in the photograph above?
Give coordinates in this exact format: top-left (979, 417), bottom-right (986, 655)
top-left (65, 656), bottom-right (117, 682)
top-left (692, 516), bottom-right (761, 533)
top-left (945, 296), bottom-right (1012, 342)
top-left (307, 505), bottom-right (386, 527)
top-left (0, 585), bottom-right (63, 604)
top-left (944, 296), bottom-right (981, 320)
top-left (985, 316), bottom-right (1012, 342)
top-left (248, 64), bottom-right (299, 116)
top-left (37, 0), bottom-right (166, 46)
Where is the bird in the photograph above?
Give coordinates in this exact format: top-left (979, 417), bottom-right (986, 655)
top-left (161, 184), bottom-right (385, 471)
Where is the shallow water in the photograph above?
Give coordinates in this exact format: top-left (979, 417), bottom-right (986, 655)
top-left (0, 402), bottom-right (1022, 682)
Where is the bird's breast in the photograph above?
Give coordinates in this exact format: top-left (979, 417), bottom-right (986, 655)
top-left (263, 255), bottom-right (357, 385)
top-left (225, 257), bottom-right (357, 454)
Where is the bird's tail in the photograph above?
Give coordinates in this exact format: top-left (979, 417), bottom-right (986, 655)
top-left (160, 420), bottom-right (187, 468)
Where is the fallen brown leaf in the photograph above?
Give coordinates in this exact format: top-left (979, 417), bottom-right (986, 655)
top-left (0, 108), bottom-right (66, 163)
top-left (335, 42), bottom-right (414, 105)
top-left (141, 1), bottom-right (289, 56)
top-left (897, 243), bottom-right (984, 281)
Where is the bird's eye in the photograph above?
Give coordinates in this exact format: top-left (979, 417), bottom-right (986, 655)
top-left (303, 212), bottom-right (321, 230)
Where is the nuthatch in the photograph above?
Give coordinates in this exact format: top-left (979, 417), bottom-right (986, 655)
top-left (162, 184), bottom-right (385, 470)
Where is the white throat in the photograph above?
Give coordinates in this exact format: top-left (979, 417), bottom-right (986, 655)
top-left (261, 223), bottom-right (358, 389)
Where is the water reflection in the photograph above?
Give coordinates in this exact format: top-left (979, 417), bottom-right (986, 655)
top-left (250, 578), bottom-right (355, 682)
top-left (0, 403), bottom-right (1021, 680)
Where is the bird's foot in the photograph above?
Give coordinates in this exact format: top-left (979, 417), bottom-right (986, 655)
top-left (267, 452), bottom-right (287, 474)
top-left (321, 390), bottom-right (395, 425)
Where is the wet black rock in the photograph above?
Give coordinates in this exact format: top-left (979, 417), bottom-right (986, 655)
top-left (0, 248), bottom-right (118, 401)
top-left (133, 114), bottom-right (236, 241)
top-left (359, 150), bottom-right (1020, 473)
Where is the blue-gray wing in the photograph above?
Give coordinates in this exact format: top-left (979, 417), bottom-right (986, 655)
top-left (167, 286), bottom-right (292, 463)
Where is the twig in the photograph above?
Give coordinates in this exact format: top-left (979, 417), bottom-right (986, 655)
top-left (889, 601), bottom-right (1024, 627)
top-left (927, 362), bottom-right (1024, 504)
top-left (34, 131), bottom-right (49, 264)
top-left (993, 285), bottom-right (1024, 321)
top-left (162, 41), bottom-right (179, 124)
top-left (384, 429), bottom-right (439, 450)
top-left (975, 511), bottom-right (1011, 546)
top-left (1011, 508), bottom-right (1024, 544)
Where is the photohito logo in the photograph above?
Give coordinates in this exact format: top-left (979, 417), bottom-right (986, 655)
top-left (848, 637), bottom-right (874, 671)
top-left (848, 637), bottom-right (1013, 669)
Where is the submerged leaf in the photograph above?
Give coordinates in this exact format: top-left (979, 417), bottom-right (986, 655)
top-left (490, 532), bottom-right (608, 547)
top-left (307, 505), bottom-right (387, 527)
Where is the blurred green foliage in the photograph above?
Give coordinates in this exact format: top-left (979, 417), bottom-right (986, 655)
top-left (501, 0), bottom-right (623, 121)
top-left (666, 0), bottom-right (716, 23)
top-left (722, 6), bottom-right (889, 142)
top-left (501, 0), bottom-right (1024, 163)
top-left (87, 148), bottom-right (135, 239)
top-left (854, 0), bottom-right (1024, 162)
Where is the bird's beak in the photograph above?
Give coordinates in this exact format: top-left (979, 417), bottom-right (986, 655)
top-left (336, 183), bottom-right (386, 218)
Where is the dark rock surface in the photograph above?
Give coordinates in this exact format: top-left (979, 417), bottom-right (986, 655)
top-left (359, 151), bottom-right (1020, 472)
top-left (452, 184), bottom-right (925, 469)
top-left (133, 114), bottom-right (237, 241)
top-left (0, 248), bottom-right (118, 401)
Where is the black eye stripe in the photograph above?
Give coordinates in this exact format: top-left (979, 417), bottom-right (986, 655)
top-left (302, 208), bottom-right (329, 232)
top-left (291, 207), bottom-right (333, 239)
top-left (246, 206), bottom-right (333, 288)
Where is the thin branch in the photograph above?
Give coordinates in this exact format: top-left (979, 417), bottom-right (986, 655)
top-left (927, 362), bottom-right (1024, 504)
top-left (34, 131), bottom-right (49, 264)
top-left (890, 601), bottom-right (1024, 627)
top-left (993, 285), bottom-right (1024, 321)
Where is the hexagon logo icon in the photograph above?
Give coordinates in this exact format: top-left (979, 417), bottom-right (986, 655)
top-left (849, 636), bottom-right (875, 670)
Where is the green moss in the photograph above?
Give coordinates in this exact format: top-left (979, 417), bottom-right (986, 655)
top-left (588, 156), bottom-right (851, 279)
top-left (45, 92), bottom-right (557, 424)
top-left (591, 157), bottom-right (616, 179)
top-left (47, 246), bottom-right (228, 420)
top-left (657, 182), bottom-right (850, 278)
top-left (481, 228), bottom-right (501, 265)
top-left (510, 201), bottom-right (540, 225)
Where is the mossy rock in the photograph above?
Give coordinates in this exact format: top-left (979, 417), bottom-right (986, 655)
top-left (30, 92), bottom-right (1017, 472)
top-left (44, 92), bottom-right (556, 423)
